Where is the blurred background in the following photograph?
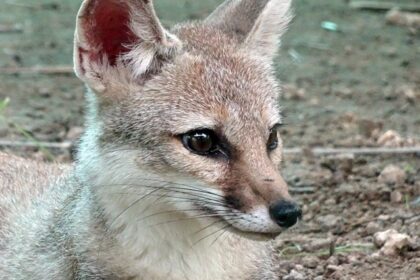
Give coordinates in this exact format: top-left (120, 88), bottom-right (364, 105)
top-left (0, 0), bottom-right (419, 279)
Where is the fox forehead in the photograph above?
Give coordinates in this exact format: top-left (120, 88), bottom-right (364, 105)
top-left (129, 26), bottom-right (282, 134)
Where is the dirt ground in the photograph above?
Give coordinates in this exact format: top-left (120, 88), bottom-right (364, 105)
top-left (0, 0), bottom-right (419, 279)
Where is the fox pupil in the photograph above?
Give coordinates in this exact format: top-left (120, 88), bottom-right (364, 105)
top-left (182, 130), bottom-right (216, 155)
top-left (191, 133), bottom-right (213, 152)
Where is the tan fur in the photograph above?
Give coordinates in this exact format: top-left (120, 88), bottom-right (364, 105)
top-left (0, 0), bottom-right (296, 279)
top-left (0, 153), bottom-right (68, 231)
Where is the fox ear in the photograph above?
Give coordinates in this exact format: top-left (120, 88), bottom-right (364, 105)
top-left (74, 0), bottom-right (181, 93)
top-left (205, 0), bottom-right (292, 61)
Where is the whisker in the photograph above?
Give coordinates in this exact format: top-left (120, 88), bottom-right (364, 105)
top-left (137, 208), bottom-right (231, 223)
top-left (148, 213), bottom-right (239, 228)
top-left (108, 187), bottom-right (164, 229)
top-left (104, 189), bottom-right (232, 232)
top-left (86, 150), bottom-right (226, 199)
top-left (98, 183), bottom-right (226, 207)
top-left (107, 191), bottom-right (228, 208)
top-left (193, 219), bottom-right (226, 236)
top-left (210, 226), bottom-right (230, 247)
top-left (128, 178), bottom-right (226, 199)
top-left (193, 224), bottom-right (232, 246)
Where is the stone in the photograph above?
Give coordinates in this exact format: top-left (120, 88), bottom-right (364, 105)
top-left (378, 165), bottom-right (406, 185)
top-left (283, 269), bottom-right (305, 280)
top-left (282, 84), bottom-right (306, 100)
top-left (395, 85), bottom-right (419, 103)
top-left (386, 8), bottom-right (420, 28)
top-left (316, 214), bottom-right (342, 230)
top-left (377, 130), bottom-right (404, 147)
top-left (358, 119), bottom-right (383, 138)
top-left (301, 256), bottom-right (318, 269)
top-left (326, 264), bottom-right (341, 272)
top-left (365, 221), bottom-right (381, 235)
top-left (337, 183), bottom-right (359, 194)
top-left (390, 190), bottom-right (403, 203)
top-left (373, 229), bottom-right (411, 256)
top-left (66, 126), bottom-right (84, 141)
top-left (321, 153), bottom-right (354, 174)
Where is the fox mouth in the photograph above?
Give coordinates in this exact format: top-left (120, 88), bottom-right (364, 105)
top-left (197, 204), bottom-right (282, 241)
top-left (226, 226), bottom-right (280, 241)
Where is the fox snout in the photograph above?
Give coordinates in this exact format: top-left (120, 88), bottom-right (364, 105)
top-left (218, 148), bottom-right (302, 234)
top-left (258, 175), bottom-right (302, 229)
top-left (224, 182), bottom-right (302, 232)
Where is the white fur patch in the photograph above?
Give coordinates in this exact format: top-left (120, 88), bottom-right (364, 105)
top-left (226, 206), bottom-right (281, 233)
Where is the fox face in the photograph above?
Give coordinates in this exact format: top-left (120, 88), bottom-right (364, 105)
top-left (74, 0), bottom-right (301, 239)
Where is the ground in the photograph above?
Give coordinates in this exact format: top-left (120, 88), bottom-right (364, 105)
top-left (0, 0), bottom-right (419, 279)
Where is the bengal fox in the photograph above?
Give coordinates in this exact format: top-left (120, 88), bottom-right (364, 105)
top-left (0, 0), bottom-right (301, 279)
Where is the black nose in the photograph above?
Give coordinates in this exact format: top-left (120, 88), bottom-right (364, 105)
top-left (269, 200), bottom-right (302, 228)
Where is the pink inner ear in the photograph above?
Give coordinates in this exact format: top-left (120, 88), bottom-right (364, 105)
top-left (83, 0), bottom-right (138, 66)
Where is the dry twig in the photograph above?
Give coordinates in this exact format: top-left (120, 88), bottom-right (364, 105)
top-left (0, 66), bottom-right (74, 75)
top-left (284, 146), bottom-right (420, 156)
top-left (4, 1), bottom-right (39, 9)
top-left (349, 1), bottom-right (420, 12)
top-left (0, 140), bottom-right (73, 149)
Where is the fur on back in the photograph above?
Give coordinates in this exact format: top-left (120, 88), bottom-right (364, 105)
top-left (0, 153), bottom-right (68, 232)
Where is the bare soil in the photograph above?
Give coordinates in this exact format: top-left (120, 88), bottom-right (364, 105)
top-left (0, 0), bottom-right (419, 279)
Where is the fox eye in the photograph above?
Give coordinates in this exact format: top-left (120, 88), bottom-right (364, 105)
top-left (181, 129), bottom-right (219, 156)
top-left (267, 129), bottom-right (279, 151)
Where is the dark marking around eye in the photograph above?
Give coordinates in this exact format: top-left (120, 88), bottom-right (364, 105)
top-left (263, 178), bottom-right (274, 182)
top-left (225, 195), bottom-right (243, 210)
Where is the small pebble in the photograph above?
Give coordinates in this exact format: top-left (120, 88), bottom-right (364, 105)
top-left (378, 164), bottom-right (406, 185)
top-left (390, 190), bottom-right (403, 203)
top-left (386, 8), bottom-right (420, 28)
top-left (337, 183), bottom-right (359, 194)
top-left (377, 215), bottom-right (390, 221)
top-left (302, 256), bottom-right (318, 269)
top-left (282, 269), bottom-right (305, 280)
top-left (326, 264), bottom-right (341, 272)
top-left (316, 214), bottom-right (342, 230)
top-left (377, 130), bottom-right (403, 147)
top-left (294, 264), bottom-right (304, 271)
top-left (66, 126), bottom-right (84, 141)
top-left (373, 229), bottom-right (412, 256)
top-left (365, 221), bottom-right (381, 235)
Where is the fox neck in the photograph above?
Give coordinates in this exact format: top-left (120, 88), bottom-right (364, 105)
top-left (76, 144), bottom-right (261, 279)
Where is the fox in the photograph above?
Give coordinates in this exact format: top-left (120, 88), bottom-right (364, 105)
top-left (0, 0), bottom-right (302, 279)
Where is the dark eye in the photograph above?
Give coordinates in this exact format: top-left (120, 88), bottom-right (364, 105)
top-left (267, 129), bottom-right (279, 151)
top-left (181, 129), bottom-right (219, 156)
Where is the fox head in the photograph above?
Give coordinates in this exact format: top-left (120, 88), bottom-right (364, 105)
top-left (74, 0), bottom-right (301, 239)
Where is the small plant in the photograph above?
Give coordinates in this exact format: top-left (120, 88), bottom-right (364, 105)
top-left (403, 163), bottom-right (415, 175)
top-left (404, 194), bottom-right (411, 210)
top-left (0, 97), bottom-right (10, 115)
